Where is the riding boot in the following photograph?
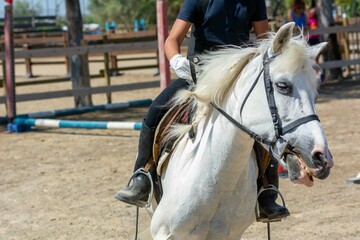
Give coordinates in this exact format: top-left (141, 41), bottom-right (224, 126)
top-left (258, 159), bottom-right (290, 220)
top-left (115, 120), bottom-right (155, 207)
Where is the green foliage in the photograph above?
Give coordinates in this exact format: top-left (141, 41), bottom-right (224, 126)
top-left (270, 0), bottom-right (314, 18)
top-left (335, 0), bottom-right (353, 4)
top-left (335, 0), bottom-right (360, 17)
top-left (168, 0), bottom-right (183, 22)
top-left (87, 0), bottom-right (183, 31)
top-left (13, 0), bottom-right (42, 17)
top-left (88, 0), bottom-right (156, 30)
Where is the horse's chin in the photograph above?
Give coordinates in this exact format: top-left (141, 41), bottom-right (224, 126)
top-left (285, 154), bottom-right (314, 187)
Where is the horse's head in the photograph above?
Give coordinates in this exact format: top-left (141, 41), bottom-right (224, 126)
top-left (175, 22), bottom-right (333, 187)
top-left (241, 22), bottom-right (333, 187)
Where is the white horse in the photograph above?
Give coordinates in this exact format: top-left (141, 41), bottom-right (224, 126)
top-left (147, 22), bottom-right (333, 239)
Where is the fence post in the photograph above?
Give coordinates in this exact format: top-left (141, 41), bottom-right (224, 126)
top-left (4, 3), bottom-right (16, 122)
top-left (78, 39), bottom-right (92, 106)
top-left (23, 43), bottom-right (33, 78)
top-left (110, 53), bottom-right (118, 76)
top-left (103, 35), bottom-right (112, 103)
top-left (156, 0), bottom-right (171, 90)
top-left (63, 32), bottom-right (70, 76)
top-left (0, 44), bottom-right (5, 88)
top-left (341, 17), bottom-right (350, 76)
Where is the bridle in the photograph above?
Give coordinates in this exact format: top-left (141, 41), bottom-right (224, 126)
top-left (211, 50), bottom-right (320, 160)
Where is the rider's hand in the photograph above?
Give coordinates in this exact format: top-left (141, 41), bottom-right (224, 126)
top-left (169, 54), bottom-right (192, 81)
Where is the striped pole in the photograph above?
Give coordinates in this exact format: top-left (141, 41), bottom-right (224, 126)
top-left (11, 118), bottom-right (142, 131)
top-left (0, 99), bottom-right (152, 125)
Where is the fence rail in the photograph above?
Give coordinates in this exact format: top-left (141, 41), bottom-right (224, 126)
top-left (0, 81), bottom-right (159, 104)
top-left (0, 41), bottom-right (158, 60)
top-left (309, 24), bottom-right (360, 35)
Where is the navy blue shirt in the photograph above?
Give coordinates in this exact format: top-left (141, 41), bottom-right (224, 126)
top-left (178, 0), bottom-right (268, 50)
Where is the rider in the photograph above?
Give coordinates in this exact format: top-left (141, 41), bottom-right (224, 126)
top-left (115, 0), bottom-right (290, 220)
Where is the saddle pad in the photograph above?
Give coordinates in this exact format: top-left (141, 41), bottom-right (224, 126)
top-left (152, 100), bottom-right (192, 175)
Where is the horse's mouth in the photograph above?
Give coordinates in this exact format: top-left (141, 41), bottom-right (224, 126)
top-left (297, 156), bottom-right (315, 187)
top-left (285, 154), bottom-right (314, 187)
top-left (285, 151), bottom-right (332, 187)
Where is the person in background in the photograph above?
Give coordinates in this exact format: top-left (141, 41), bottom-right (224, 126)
top-left (288, 0), bottom-right (308, 32)
top-left (307, 2), bottom-right (324, 82)
top-left (307, 5), bottom-right (320, 46)
top-left (115, 0), bottom-right (290, 221)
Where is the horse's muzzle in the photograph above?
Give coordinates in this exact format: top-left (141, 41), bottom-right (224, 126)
top-left (285, 149), bottom-right (333, 186)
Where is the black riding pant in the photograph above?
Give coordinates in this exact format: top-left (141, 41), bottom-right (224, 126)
top-left (144, 78), bottom-right (190, 129)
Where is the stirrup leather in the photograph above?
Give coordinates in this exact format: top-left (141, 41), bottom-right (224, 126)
top-left (255, 184), bottom-right (287, 223)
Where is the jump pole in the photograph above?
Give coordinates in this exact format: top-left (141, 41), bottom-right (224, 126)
top-left (10, 118), bottom-right (143, 132)
top-left (1, 98), bottom-right (152, 125)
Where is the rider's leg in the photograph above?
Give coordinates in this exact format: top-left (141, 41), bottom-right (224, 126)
top-left (115, 79), bottom-right (190, 207)
top-left (114, 120), bottom-right (155, 207)
top-left (257, 158), bottom-right (290, 220)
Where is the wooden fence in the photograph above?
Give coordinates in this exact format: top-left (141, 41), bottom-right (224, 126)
top-left (0, 29), bottom-right (158, 78)
top-left (0, 35), bottom-right (160, 105)
top-left (310, 23), bottom-right (360, 75)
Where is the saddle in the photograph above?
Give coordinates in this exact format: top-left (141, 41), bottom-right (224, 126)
top-left (153, 100), bottom-right (193, 175)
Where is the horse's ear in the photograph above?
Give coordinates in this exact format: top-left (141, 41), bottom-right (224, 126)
top-left (309, 42), bottom-right (327, 60)
top-left (271, 22), bottom-right (295, 54)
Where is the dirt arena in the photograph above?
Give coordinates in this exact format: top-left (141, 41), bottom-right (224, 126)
top-left (0, 55), bottom-right (360, 240)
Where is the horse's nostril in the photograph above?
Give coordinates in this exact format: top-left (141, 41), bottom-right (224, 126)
top-left (312, 151), bottom-right (325, 167)
top-left (312, 151), bottom-right (331, 179)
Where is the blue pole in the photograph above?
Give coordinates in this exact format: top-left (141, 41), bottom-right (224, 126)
top-left (0, 99), bottom-right (152, 125)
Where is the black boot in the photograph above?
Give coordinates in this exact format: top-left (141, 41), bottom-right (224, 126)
top-left (115, 120), bottom-right (155, 207)
top-left (258, 159), bottom-right (290, 220)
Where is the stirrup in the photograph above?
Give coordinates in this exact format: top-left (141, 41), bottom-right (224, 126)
top-left (255, 184), bottom-right (287, 223)
top-left (126, 168), bottom-right (154, 208)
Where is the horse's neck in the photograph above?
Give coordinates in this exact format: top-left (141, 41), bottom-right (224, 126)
top-left (156, 100), bottom-right (258, 238)
top-left (199, 96), bottom-right (255, 175)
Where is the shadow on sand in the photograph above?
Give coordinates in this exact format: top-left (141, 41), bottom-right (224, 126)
top-left (317, 78), bottom-right (360, 103)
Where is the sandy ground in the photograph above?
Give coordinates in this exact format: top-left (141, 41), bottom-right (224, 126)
top-left (0, 55), bottom-right (360, 240)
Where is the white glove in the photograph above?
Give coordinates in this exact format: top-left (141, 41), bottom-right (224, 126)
top-left (169, 54), bottom-right (193, 81)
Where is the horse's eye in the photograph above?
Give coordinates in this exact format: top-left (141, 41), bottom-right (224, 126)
top-left (275, 82), bottom-right (293, 94)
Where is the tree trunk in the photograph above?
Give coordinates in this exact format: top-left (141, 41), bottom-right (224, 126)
top-left (65, 0), bottom-right (92, 107)
top-left (317, 0), bottom-right (342, 81)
